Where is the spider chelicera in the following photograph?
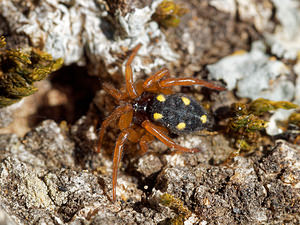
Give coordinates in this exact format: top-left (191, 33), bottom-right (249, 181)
top-left (97, 44), bottom-right (225, 201)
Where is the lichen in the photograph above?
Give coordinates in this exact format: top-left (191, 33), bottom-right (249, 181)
top-left (0, 36), bottom-right (6, 48)
top-left (249, 98), bottom-right (298, 115)
top-left (0, 36), bottom-right (63, 107)
top-left (160, 193), bottom-right (192, 225)
top-left (207, 41), bottom-right (294, 101)
top-left (152, 0), bottom-right (188, 28)
top-left (288, 111), bottom-right (300, 127)
top-left (226, 98), bottom-right (298, 151)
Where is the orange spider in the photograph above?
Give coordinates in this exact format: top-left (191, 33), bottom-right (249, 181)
top-left (97, 44), bottom-right (225, 201)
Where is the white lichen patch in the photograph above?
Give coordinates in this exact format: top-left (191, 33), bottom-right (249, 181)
top-left (210, 0), bottom-right (300, 59)
top-left (260, 55), bottom-right (300, 136)
top-left (266, 109), bottom-right (296, 135)
top-left (265, 0), bottom-right (300, 60)
top-left (293, 59), bottom-right (300, 104)
top-left (0, 0), bottom-right (177, 78)
top-left (117, 1), bottom-right (178, 79)
top-left (207, 41), bottom-right (295, 101)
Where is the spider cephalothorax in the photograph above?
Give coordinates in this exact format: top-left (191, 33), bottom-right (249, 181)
top-left (97, 44), bottom-right (225, 201)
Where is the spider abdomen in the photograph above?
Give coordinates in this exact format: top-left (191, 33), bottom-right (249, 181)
top-left (148, 94), bottom-right (209, 134)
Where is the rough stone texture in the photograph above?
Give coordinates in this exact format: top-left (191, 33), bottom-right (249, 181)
top-left (1, 0), bottom-right (300, 224)
top-left (153, 141), bottom-right (300, 224)
top-left (135, 154), bottom-right (163, 178)
top-left (0, 119), bottom-right (299, 224)
top-left (0, 101), bottom-right (23, 128)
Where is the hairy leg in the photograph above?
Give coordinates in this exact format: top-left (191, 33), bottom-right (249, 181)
top-left (142, 120), bottom-right (199, 153)
top-left (118, 110), bottom-right (133, 130)
top-left (111, 127), bottom-right (141, 201)
top-left (102, 83), bottom-right (128, 101)
top-left (125, 43), bottom-right (142, 99)
top-left (143, 68), bottom-right (170, 90)
top-left (96, 105), bottom-right (133, 153)
top-left (112, 128), bottom-right (130, 201)
top-left (159, 78), bottom-right (226, 91)
top-left (138, 133), bottom-right (155, 155)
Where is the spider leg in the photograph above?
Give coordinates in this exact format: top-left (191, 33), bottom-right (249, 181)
top-left (138, 133), bottom-right (155, 155)
top-left (143, 68), bottom-right (170, 90)
top-left (159, 78), bottom-right (226, 91)
top-left (142, 120), bottom-right (199, 153)
top-left (112, 128), bottom-right (132, 202)
top-left (118, 110), bottom-right (133, 130)
top-left (125, 43), bottom-right (142, 99)
top-left (96, 105), bottom-right (133, 153)
top-left (102, 83), bottom-right (128, 101)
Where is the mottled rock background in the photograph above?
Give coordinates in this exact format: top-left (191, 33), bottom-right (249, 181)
top-left (0, 0), bottom-right (300, 224)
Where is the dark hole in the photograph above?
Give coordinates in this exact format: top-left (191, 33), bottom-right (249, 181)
top-left (29, 64), bottom-right (101, 127)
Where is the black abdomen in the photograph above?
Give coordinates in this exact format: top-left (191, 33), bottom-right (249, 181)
top-left (148, 94), bottom-right (209, 134)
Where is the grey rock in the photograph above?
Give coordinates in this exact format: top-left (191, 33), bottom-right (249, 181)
top-left (153, 141), bottom-right (300, 224)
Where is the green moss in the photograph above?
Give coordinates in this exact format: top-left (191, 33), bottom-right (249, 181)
top-left (288, 112), bottom-right (300, 126)
top-left (0, 36), bottom-right (6, 48)
top-left (229, 114), bottom-right (268, 132)
top-left (0, 36), bottom-right (63, 107)
top-left (226, 98), bottom-right (298, 151)
top-left (153, 0), bottom-right (188, 28)
top-left (249, 98), bottom-right (298, 115)
top-left (160, 193), bottom-right (191, 225)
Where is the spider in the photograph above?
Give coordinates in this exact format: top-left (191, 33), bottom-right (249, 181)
top-left (97, 44), bottom-right (225, 201)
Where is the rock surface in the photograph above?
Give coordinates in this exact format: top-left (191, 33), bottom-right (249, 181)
top-left (0, 120), bottom-right (299, 224)
top-left (0, 0), bottom-right (300, 224)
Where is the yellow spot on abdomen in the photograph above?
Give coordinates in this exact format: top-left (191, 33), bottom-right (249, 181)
top-left (200, 115), bottom-right (207, 123)
top-left (153, 113), bottom-right (163, 120)
top-left (181, 96), bottom-right (191, 105)
top-left (156, 94), bottom-right (166, 102)
top-left (176, 122), bottom-right (186, 130)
